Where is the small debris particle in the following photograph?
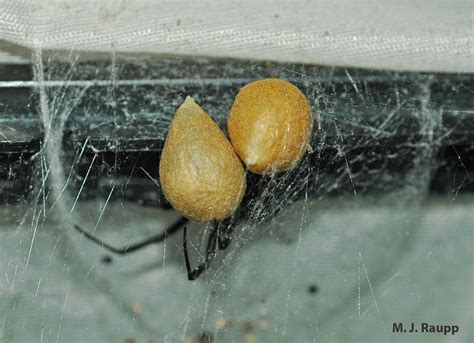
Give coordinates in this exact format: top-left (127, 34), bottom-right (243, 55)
top-left (260, 297), bottom-right (266, 303)
top-left (131, 303), bottom-right (143, 316)
top-left (308, 284), bottom-right (319, 295)
top-left (258, 319), bottom-right (270, 330)
top-left (101, 255), bottom-right (113, 264)
top-left (215, 316), bottom-right (232, 331)
top-left (177, 19), bottom-right (181, 26)
top-left (184, 336), bottom-right (195, 343)
top-left (124, 338), bottom-right (136, 343)
top-left (243, 321), bottom-right (255, 334)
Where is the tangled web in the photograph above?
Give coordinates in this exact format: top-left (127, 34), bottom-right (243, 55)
top-left (0, 49), bottom-right (472, 342)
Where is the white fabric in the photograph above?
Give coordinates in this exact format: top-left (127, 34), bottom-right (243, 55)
top-left (1, 198), bottom-right (473, 342)
top-left (0, 0), bottom-right (472, 72)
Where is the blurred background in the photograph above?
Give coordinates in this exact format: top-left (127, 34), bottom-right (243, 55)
top-left (0, 1), bottom-right (473, 342)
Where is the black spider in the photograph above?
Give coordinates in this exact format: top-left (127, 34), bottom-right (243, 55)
top-left (73, 216), bottom-right (234, 280)
top-left (72, 158), bottom-right (311, 280)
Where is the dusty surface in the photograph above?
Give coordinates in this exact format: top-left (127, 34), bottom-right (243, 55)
top-left (0, 196), bottom-right (472, 342)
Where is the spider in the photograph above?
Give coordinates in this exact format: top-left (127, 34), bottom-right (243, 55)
top-left (72, 166), bottom-right (305, 281)
top-left (72, 79), bottom-right (312, 281)
top-left (73, 206), bottom-right (238, 280)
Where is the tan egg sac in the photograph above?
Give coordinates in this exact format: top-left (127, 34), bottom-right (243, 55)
top-left (159, 97), bottom-right (246, 222)
top-left (228, 78), bottom-right (312, 175)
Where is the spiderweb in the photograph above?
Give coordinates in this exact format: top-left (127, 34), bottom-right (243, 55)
top-left (0, 13), bottom-right (473, 340)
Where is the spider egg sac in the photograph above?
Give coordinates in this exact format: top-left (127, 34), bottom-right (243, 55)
top-left (159, 96), bottom-right (246, 222)
top-left (227, 78), bottom-right (313, 174)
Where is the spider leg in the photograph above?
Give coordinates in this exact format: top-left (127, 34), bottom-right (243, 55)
top-left (183, 223), bottom-right (219, 280)
top-left (217, 218), bottom-right (234, 250)
top-left (73, 216), bottom-right (188, 255)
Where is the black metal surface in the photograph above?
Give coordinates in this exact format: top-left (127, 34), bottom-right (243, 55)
top-left (0, 56), bottom-right (473, 212)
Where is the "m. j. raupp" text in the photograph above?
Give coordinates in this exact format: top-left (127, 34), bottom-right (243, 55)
top-left (392, 322), bottom-right (459, 335)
